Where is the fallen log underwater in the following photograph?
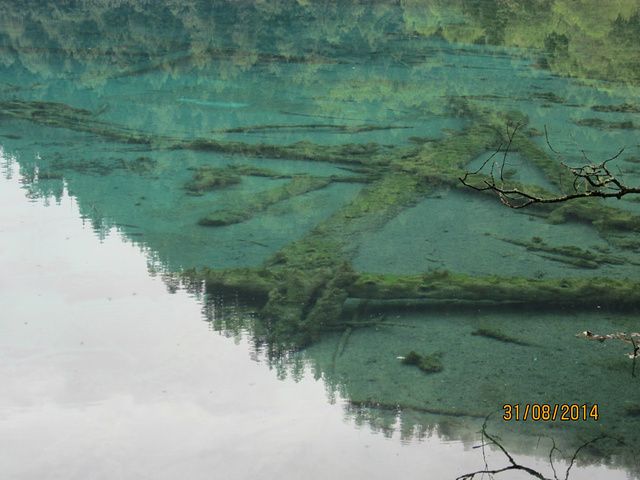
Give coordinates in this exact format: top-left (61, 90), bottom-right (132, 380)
top-left (6, 96), bottom-right (640, 350)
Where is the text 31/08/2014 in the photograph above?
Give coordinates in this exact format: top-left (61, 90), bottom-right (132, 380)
top-left (503, 404), bottom-right (598, 421)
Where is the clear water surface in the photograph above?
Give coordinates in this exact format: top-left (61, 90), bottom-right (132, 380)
top-left (1, 1), bottom-right (640, 479)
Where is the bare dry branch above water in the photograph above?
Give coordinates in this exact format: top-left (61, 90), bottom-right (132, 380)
top-left (459, 123), bottom-right (638, 208)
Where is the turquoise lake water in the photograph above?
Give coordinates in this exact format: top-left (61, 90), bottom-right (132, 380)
top-left (2, 1), bottom-right (640, 479)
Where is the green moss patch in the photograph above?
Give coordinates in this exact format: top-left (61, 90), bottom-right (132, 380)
top-left (401, 351), bottom-right (443, 373)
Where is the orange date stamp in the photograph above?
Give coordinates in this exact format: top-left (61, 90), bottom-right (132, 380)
top-left (503, 404), bottom-right (598, 421)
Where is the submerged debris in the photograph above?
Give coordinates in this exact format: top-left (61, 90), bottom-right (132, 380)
top-left (572, 118), bottom-right (639, 130)
top-left (471, 328), bottom-right (539, 347)
top-left (591, 103), bottom-right (640, 114)
top-left (185, 167), bottom-right (243, 192)
top-left (401, 350), bottom-right (443, 373)
top-left (576, 331), bottom-right (640, 360)
top-left (492, 235), bottom-right (628, 269)
top-left (198, 176), bottom-right (332, 227)
top-left (533, 92), bottom-right (566, 104)
top-left (210, 123), bottom-right (413, 135)
top-left (12, 94), bottom-right (640, 353)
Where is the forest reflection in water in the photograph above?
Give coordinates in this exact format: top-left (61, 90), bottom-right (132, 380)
top-left (2, 0), bottom-right (640, 478)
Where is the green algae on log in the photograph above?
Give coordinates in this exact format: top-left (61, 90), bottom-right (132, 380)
top-left (185, 164), bottom-right (330, 195)
top-left (545, 200), bottom-right (640, 234)
top-left (261, 124), bottom-right (506, 273)
top-left (186, 263), bottom-right (640, 352)
top-left (198, 176), bottom-right (333, 226)
top-left (174, 138), bottom-right (387, 165)
top-left (572, 118), bottom-right (640, 130)
top-left (491, 235), bottom-right (628, 269)
top-left (0, 98), bottom-right (156, 144)
top-left (532, 92), bottom-right (566, 104)
top-left (0, 98), bottom-right (391, 165)
top-left (195, 268), bottom-right (640, 307)
top-left (261, 261), bottom-right (360, 347)
top-left (349, 271), bottom-right (640, 305)
top-left (507, 132), bottom-right (570, 189)
top-left (591, 103), bottom-right (640, 114)
top-left (262, 172), bottom-right (426, 271)
top-left (463, 178), bottom-right (640, 240)
top-left (185, 167), bottom-right (243, 192)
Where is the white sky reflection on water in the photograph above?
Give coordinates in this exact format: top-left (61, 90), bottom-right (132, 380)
top-left (0, 158), bottom-right (628, 480)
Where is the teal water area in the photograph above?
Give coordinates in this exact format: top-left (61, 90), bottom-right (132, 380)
top-left (2, 1), bottom-right (640, 478)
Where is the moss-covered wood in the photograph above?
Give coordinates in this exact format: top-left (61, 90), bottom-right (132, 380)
top-left (10, 95), bottom-right (640, 350)
top-left (0, 98), bottom-right (393, 166)
top-left (198, 176), bottom-right (333, 226)
top-left (194, 267), bottom-right (640, 307)
top-left (491, 235), bottom-right (630, 269)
